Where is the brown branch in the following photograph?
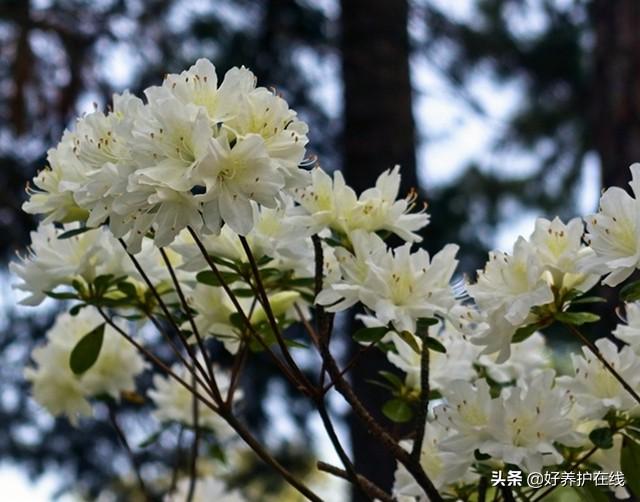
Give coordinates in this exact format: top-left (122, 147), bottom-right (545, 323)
top-left (411, 332), bottom-right (430, 461)
top-left (317, 461), bottom-right (393, 502)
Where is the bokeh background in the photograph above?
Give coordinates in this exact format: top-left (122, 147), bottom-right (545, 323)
top-left (0, 0), bottom-right (636, 500)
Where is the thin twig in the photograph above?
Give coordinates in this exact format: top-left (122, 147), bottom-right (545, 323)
top-left (186, 372), bottom-right (199, 502)
top-left (169, 426), bottom-right (184, 495)
top-left (221, 411), bottom-right (323, 502)
top-left (119, 239), bottom-right (216, 396)
top-left (566, 323), bottom-right (640, 405)
top-left (317, 461), bottom-right (393, 502)
top-left (238, 235), bottom-right (315, 393)
top-left (186, 226), bottom-right (305, 391)
top-left (411, 332), bottom-right (430, 461)
top-left (96, 307), bottom-right (218, 413)
top-left (108, 405), bottom-right (150, 500)
top-left (159, 247), bottom-right (222, 404)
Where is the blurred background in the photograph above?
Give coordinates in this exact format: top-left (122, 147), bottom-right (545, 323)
top-left (0, 0), bottom-right (637, 500)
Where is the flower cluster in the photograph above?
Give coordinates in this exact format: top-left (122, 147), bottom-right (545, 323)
top-left (25, 308), bottom-right (146, 424)
top-left (24, 59), bottom-right (309, 252)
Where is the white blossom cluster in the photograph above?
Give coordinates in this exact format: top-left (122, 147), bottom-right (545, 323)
top-left (15, 59), bottom-right (640, 501)
top-left (24, 308), bottom-right (146, 424)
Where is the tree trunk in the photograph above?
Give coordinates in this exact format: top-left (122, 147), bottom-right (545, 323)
top-left (592, 0), bottom-right (640, 189)
top-left (340, 1), bottom-right (417, 499)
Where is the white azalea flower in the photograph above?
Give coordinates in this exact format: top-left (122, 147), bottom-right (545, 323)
top-left (166, 476), bottom-right (246, 502)
top-left (612, 301), bottom-right (640, 353)
top-left (530, 216), bottom-right (599, 292)
top-left (393, 422), bottom-right (475, 499)
top-left (483, 370), bottom-right (581, 473)
top-left (320, 240), bottom-right (459, 333)
top-left (557, 338), bottom-right (640, 419)
top-left (149, 360), bottom-right (237, 438)
top-left (24, 308), bottom-right (147, 425)
top-left (292, 166), bottom-right (429, 242)
top-left (584, 163), bottom-right (640, 286)
top-left (467, 237), bottom-right (554, 361)
top-left (478, 331), bottom-right (551, 384)
top-left (10, 223), bottom-right (102, 305)
top-left (387, 322), bottom-right (480, 391)
top-left (196, 134), bottom-right (284, 235)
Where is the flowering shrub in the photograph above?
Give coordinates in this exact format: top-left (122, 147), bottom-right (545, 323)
top-left (12, 58), bottom-right (640, 501)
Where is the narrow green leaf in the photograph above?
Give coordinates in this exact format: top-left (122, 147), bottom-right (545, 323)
top-left (621, 280), bottom-right (640, 302)
top-left (621, 435), bottom-right (640, 497)
top-left (58, 226), bottom-right (92, 239)
top-left (398, 331), bottom-right (421, 354)
top-left (45, 290), bottom-right (78, 300)
top-left (117, 281), bottom-right (138, 297)
top-left (512, 323), bottom-right (541, 343)
top-left (378, 370), bottom-right (404, 389)
top-left (196, 270), bottom-right (239, 287)
top-left (382, 399), bottom-right (413, 423)
top-left (571, 296), bottom-right (607, 305)
top-left (69, 323), bottom-right (105, 375)
top-left (424, 336), bottom-right (447, 354)
top-left (555, 311), bottom-right (600, 325)
top-left (352, 326), bottom-right (388, 343)
top-left (589, 427), bottom-right (614, 449)
top-left (284, 339), bottom-right (309, 349)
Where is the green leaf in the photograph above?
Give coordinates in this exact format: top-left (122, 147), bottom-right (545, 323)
top-left (571, 296), bottom-right (607, 305)
top-left (621, 280), bottom-right (640, 302)
top-left (58, 226), bottom-right (93, 239)
top-left (117, 281), bottom-right (138, 297)
top-left (196, 270), bottom-right (239, 287)
top-left (382, 399), bottom-right (413, 423)
top-left (69, 323), bottom-right (105, 375)
top-left (589, 427), bottom-right (614, 449)
top-left (398, 331), bottom-right (421, 354)
top-left (424, 336), bottom-right (447, 354)
top-left (378, 370), bottom-right (404, 389)
top-left (352, 326), bottom-right (388, 343)
top-left (512, 323), bottom-right (541, 343)
top-left (45, 290), bottom-right (78, 300)
top-left (138, 428), bottom-right (167, 448)
top-left (416, 317), bottom-right (438, 333)
top-left (554, 311), bottom-right (600, 325)
top-left (209, 444), bottom-right (227, 464)
top-left (621, 435), bottom-right (640, 497)
top-left (284, 339), bottom-right (309, 349)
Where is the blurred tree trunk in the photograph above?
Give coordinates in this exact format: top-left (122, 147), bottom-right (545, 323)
top-left (340, 0), bottom-right (417, 499)
top-left (590, 0), bottom-right (640, 331)
top-left (592, 0), bottom-right (640, 189)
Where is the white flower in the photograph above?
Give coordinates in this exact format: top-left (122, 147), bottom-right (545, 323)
top-left (434, 379), bottom-right (495, 455)
top-left (166, 476), bottom-right (246, 502)
top-left (584, 163), bottom-right (640, 286)
top-left (316, 230), bottom-right (387, 311)
top-left (149, 361), bottom-right (238, 438)
top-left (225, 85), bottom-right (310, 189)
top-left (530, 217), bottom-right (599, 292)
top-left (468, 237), bottom-right (553, 326)
top-left (393, 422), bottom-right (475, 499)
top-left (320, 240), bottom-right (459, 333)
top-left (612, 302), bottom-right (640, 354)
top-left (292, 166), bottom-right (429, 242)
top-left (557, 338), bottom-right (640, 419)
top-left (195, 134), bottom-right (284, 235)
top-left (387, 322), bottom-right (480, 391)
top-left (478, 332), bottom-right (551, 384)
top-left (10, 223), bottom-right (102, 305)
top-left (482, 370), bottom-right (581, 473)
top-left (23, 131), bottom-right (88, 223)
top-left (24, 308), bottom-right (147, 425)
top-left (467, 237), bottom-right (554, 361)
